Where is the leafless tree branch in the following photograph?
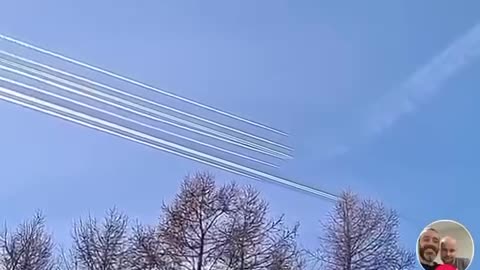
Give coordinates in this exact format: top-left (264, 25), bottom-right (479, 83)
top-left (310, 191), bottom-right (415, 270)
top-left (0, 211), bottom-right (55, 270)
top-left (71, 208), bottom-right (129, 270)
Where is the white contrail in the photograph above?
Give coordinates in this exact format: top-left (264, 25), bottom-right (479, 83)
top-left (0, 89), bottom-right (257, 182)
top-left (0, 86), bottom-right (338, 201)
top-left (0, 56), bottom-right (290, 159)
top-left (0, 76), bottom-right (278, 168)
top-left (326, 23), bottom-right (480, 157)
top-left (0, 50), bottom-right (292, 152)
top-left (366, 22), bottom-right (480, 136)
top-left (0, 34), bottom-right (289, 136)
top-left (0, 60), bottom-right (290, 159)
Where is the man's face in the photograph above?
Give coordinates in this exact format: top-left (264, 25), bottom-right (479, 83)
top-left (419, 229), bottom-right (440, 263)
top-left (441, 239), bottom-right (457, 264)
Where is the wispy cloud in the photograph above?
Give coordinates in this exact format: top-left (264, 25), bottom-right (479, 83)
top-left (326, 22), bottom-right (480, 158)
top-left (366, 22), bottom-right (480, 137)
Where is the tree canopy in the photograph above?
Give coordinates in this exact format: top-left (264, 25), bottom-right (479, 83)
top-left (0, 172), bottom-right (415, 270)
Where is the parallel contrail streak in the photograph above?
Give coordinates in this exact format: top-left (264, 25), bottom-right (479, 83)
top-left (0, 86), bottom-right (338, 201)
top-left (0, 90), bottom-right (257, 182)
top-left (0, 76), bottom-right (278, 168)
top-left (0, 60), bottom-right (290, 159)
top-left (0, 50), bottom-right (292, 152)
top-left (0, 34), bottom-right (288, 136)
top-left (0, 56), bottom-right (290, 159)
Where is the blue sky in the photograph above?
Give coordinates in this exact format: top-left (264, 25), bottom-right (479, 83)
top-left (0, 0), bottom-right (479, 267)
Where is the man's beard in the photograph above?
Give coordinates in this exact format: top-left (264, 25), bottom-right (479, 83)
top-left (443, 256), bottom-right (454, 264)
top-left (420, 245), bottom-right (438, 262)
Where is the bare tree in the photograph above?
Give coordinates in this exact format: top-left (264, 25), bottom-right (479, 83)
top-left (311, 191), bottom-right (415, 270)
top-left (265, 224), bottom-right (305, 270)
top-left (0, 212), bottom-right (55, 270)
top-left (128, 223), bottom-right (172, 270)
top-left (0, 172), bottom-right (305, 270)
top-left (158, 172), bottom-right (237, 270)
top-left (156, 172), bottom-right (304, 270)
top-left (57, 246), bottom-right (79, 270)
top-left (71, 208), bottom-right (129, 270)
top-left (265, 230), bottom-right (304, 270)
top-left (217, 186), bottom-right (304, 270)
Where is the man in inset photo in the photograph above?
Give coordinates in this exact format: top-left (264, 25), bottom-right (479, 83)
top-left (418, 227), bottom-right (441, 270)
top-left (440, 236), bottom-right (471, 270)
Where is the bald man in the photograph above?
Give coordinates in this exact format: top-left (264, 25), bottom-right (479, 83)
top-left (440, 236), bottom-right (470, 270)
top-left (418, 228), bottom-right (441, 270)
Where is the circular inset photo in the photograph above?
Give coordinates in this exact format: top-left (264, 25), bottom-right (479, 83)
top-left (417, 219), bottom-right (474, 270)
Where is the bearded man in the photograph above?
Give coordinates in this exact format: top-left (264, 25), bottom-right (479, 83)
top-left (418, 227), bottom-right (441, 270)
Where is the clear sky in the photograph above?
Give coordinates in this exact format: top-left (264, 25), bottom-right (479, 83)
top-left (1, 1), bottom-right (479, 268)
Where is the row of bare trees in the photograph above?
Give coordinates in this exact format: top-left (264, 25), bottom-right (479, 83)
top-left (0, 172), bottom-right (416, 270)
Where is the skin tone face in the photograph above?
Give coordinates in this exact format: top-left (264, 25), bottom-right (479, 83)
top-left (418, 228), bottom-right (440, 264)
top-left (441, 236), bottom-right (457, 264)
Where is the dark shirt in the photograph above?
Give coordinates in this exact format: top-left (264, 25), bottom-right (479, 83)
top-left (421, 262), bottom-right (440, 270)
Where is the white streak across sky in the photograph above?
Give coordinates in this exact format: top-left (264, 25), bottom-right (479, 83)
top-left (0, 85), bottom-right (339, 201)
top-left (0, 34), bottom-right (288, 136)
top-left (367, 22), bottom-right (480, 136)
top-left (326, 22), bottom-right (480, 158)
top-left (0, 76), bottom-right (278, 168)
top-left (0, 33), bottom-right (340, 201)
top-left (0, 58), bottom-right (290, 160)
top-left (0, 50), bottom-right (292, 157)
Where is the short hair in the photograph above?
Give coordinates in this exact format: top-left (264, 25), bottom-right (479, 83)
top-left (422, 227), bottom-right (439, 234)
top-left (418, 227), bottom-right (439, 244)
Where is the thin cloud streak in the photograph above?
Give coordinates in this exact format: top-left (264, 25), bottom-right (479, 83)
top-left (0, 76), bottom-right (278, 168)
top-left (0, 85), bottom-right (339, 201)
top-left (0, 58), bottom-right (290, 160)
top-left (0, 34), bottom-right (289, 136)
top-left (366, 22), bottom-right (480, 136)
top-left (327, 22), bottom-right (480, 157)
top-left (0, 51), bottom-right (292, 156)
